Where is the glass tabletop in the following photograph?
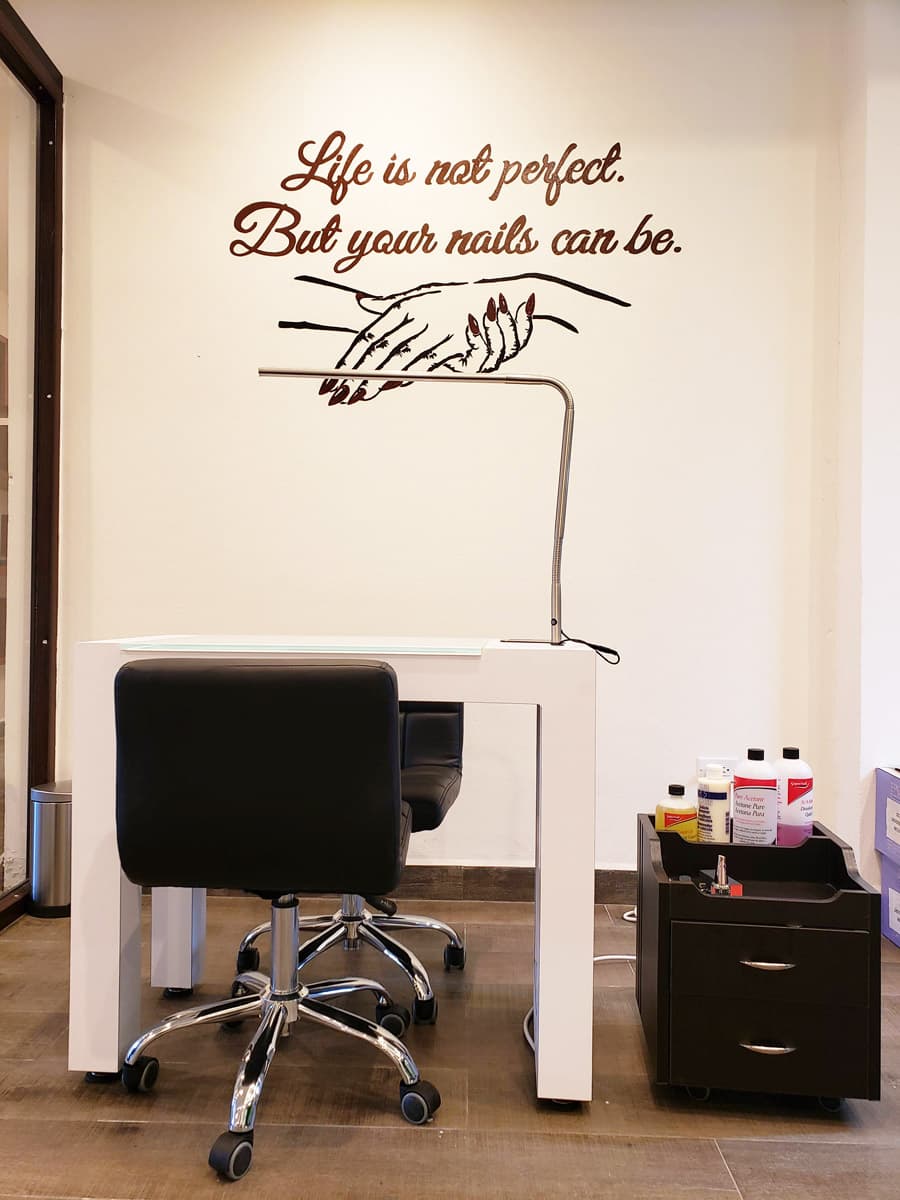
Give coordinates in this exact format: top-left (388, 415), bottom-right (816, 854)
top-left (118, 634), bottom-right (487, 656)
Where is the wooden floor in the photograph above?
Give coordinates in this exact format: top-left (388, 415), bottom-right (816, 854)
top-left (1, 895), bottom-right (899, 1198)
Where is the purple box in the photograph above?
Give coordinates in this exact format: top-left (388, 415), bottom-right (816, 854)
top-left (875, 767), bottom-right (900, 866)
top-left (880, 852), bottom-right (900, 949)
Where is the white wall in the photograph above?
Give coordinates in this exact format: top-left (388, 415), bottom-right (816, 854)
top-left (20, 0), bottom-right (866, 870)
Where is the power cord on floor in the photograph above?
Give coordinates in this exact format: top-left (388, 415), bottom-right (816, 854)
top-left (522, 907), bottom-right (637, 1053)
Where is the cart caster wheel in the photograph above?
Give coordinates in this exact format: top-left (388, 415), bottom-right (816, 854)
top-left (209, 1130), bottom-right (254, 1180)
top-left (376, 1003), bottom-right (411, 1038)
top-left (412, 995), bottom-right (438, 1025)
top-left (549, 1098), bottom-right (582, 1110)
top-left (121, 1056), bottom-right (159, 1093)
top-left (443, 943), bottom-right (466, 970)
top-left (222, 981), bottom-right (252, 1030)
top-left (236, 946), bottom-right (260, 973)
top-left (818, 1095), bottom-right (843, 1112)
top-left (400, 1079), bottom-right (441, 1124)
top-left (162, 986), bottom-right (193, 999)
top-left (685, 1086), bottom-right (711, 1102)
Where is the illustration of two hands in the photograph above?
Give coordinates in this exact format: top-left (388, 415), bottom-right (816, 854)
top-left (279, 273), bottom-right (629, 404)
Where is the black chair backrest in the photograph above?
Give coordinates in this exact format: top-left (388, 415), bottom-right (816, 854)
top-left (399, 702), bottom-right (463, 771)
top-left (115, 659), bottom-right (402, 896)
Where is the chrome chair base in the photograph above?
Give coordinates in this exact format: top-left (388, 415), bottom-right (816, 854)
top-left (122, 896), bottom-right (441, 1180)
top-left (236, 893), bottom-right (466, 1024)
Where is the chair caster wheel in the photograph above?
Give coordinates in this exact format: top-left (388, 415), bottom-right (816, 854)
top-left (223, 981), bottom-right (251, 1030)
top-left (818, 1096), bottom-right (843, 1112)
top-left (443, 943), bottom-right (466, 970)
top-left (236, 946), bottom-right (260, 973)
top-left (376, 1003), bottom-right (411, 1038)
top-left (685, 1086), bottom-right (711, 1102)
top-left (412, 996), bottom-right (438, 1025)
top-left (121, 1056), bottom-right (159, 1093)
top-left (209, 1130), bottom-right (254, 1180)
top-left (400, 1079), bottom-right (441, 1124)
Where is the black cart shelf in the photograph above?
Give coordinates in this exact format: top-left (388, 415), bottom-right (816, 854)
top-left (636, 815), bottom-right (880, 1103)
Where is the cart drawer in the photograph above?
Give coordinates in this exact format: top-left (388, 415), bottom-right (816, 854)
top-left (669, 997), bottom-right (872, 1098)
top-left (670, 921), bottom-right (870, 1006)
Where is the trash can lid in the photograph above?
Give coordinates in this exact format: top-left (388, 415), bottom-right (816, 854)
top-left (30, 780), bottom-right (72, 803)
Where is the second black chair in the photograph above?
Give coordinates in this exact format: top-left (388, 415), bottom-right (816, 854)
top-left (235, 701), bottom-right (466, 1023)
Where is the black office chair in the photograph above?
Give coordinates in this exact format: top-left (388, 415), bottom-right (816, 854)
top-left (114, 659), bottom-right (441, 1181)
top-left (234, 702), bottom-right (466, 1023)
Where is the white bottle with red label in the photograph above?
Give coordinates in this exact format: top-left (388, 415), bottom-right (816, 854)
top-left (732, 748), bottom-right (778, 845)
top-left (776, 746), bottom-right (814, 846)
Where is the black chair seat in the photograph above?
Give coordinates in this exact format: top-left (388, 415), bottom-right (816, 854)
top-left (402, 765), bottom-right (462, 833)
top-left (399, 702), bottom-right (463, 833)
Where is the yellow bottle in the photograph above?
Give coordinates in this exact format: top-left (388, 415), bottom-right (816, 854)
top-left (655, 784), bottom-right (698, 842)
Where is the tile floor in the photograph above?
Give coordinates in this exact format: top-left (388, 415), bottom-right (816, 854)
top-left (0, 896), bottom-right (897, 1198)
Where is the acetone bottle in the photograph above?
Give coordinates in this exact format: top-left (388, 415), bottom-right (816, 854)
top-left (732, 748), bottom-right (777, 845)
top-left (776, 746), bottom-right (814, 847)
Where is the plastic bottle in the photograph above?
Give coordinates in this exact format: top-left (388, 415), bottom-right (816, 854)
top-left (655, 784), bottom-right (698, 842)
top-left (697, 763), bottom-right (732, 843)
top-left (776, 746), bottom-right (814, 847)
top-left (732, 748), bottom-right (777, 845)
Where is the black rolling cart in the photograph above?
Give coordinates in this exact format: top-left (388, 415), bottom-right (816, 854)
top-left (636, 815), bottom-right (880, 1106)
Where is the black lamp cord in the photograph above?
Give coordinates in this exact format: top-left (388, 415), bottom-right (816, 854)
top-left (560, 628), bottom-right (620, 665)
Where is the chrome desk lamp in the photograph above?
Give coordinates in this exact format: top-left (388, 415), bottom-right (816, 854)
top-left (259, 367), bottom-right (574, 646)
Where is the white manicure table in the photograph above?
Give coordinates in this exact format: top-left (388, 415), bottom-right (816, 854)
top-left (68, 634), bottom-right (597, 1102)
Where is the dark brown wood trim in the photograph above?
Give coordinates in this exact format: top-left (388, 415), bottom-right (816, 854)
top-left (0, 3), bottom-right (62, 101)
top-left (0, 883), bottom-right (29, 932)
top-left (202, 867), bottom-right (638, 905)
top-left (392, 865), bottom-right (637, 904)
top-left (28, 89), bottom-right (62, 789)
top-left (0, 4), bottom-right (63, 793)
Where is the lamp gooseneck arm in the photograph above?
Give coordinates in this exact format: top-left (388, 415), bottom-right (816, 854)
top-left (259, 367), bottom-right (574, 646)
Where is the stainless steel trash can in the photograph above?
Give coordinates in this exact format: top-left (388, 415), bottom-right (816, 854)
top-left (27, 780), bottom-right (72, 917)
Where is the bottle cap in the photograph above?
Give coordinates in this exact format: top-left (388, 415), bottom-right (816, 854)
top-left (782, 747), bottom-right (800, 759)
top-left (668, 784), bottom-right (685, 796)
top-left (747, 748), bottom-right (765, 760)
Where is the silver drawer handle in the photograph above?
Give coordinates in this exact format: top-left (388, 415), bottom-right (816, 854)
top-left (739, 960), bottom-right (796, 971)
top-left (739, 1042), bottom-right (797, 1056)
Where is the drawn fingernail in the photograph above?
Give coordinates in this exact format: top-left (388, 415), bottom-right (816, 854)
top-left (382, 380), bottom-right (403, 391)
top-left (499, 293), bottom-right (508, 314)
top-left (468, 313), bottom-right (481, 337)
top-left (327, 392), bottom-right (343, 406)
top-left (526, 292), bottom-right (536, 316)
top-left (487, 297), bottom-right (497, 322)
top-left (319, 378), bottom-right (336, 394)
top-left (355, 292), bottom-right (365, 301)
top-left (333, 383), bottom-right (350, 404)
top-left (349, 385), bottom-right (366, 404)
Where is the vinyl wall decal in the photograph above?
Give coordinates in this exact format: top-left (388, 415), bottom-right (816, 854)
top-left (231, 132), bottom-right (684, 403)
top-left (278, 273), bottom-right (630, 405)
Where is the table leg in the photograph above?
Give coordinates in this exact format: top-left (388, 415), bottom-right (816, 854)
top-left (68, 642), bottom-right (142, 1074)
top-left (532, 661), bottom-right (596, 1102)
top-left (151, 887), bottom-right (207, 990)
